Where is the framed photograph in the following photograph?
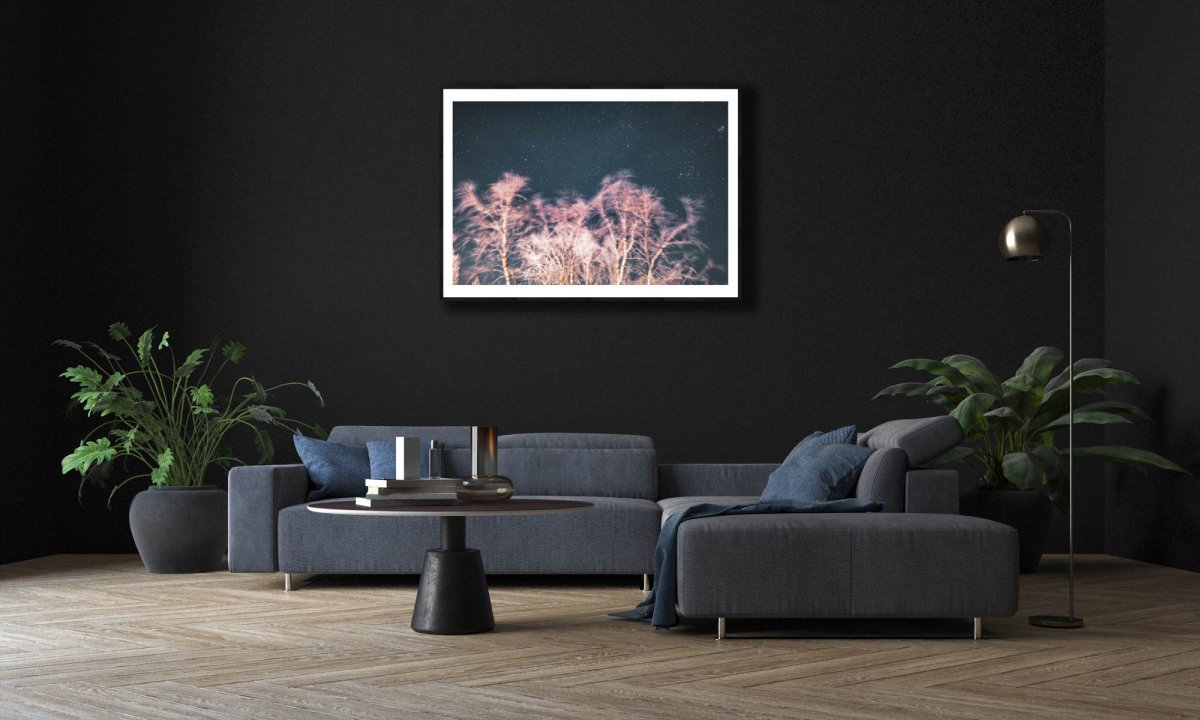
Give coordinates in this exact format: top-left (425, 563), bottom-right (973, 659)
top-left (443, 88), bottom-right (738, 299)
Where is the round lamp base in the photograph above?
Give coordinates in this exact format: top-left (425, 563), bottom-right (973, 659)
top-left (1029, 614), bottom-right (1084, 629)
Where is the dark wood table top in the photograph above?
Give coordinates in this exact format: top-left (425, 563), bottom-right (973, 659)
top-left (307, 498), bottom-right (593, 517)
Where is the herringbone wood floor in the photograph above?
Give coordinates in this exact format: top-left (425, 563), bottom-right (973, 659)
top-left (1, 555), bottom-right (1198, 719)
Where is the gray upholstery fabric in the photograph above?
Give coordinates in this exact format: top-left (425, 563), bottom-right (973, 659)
top-left (852, 448), bottom-right (909, 512)
top-left (277, 495), bottom-right (660, 574)
top-left (227, 464), bottom-right (309, 572)
top-left (857, 416), bottom-right (964, 467)
top-left (496, 448), bottom-right (657, 498)
top-left (657, 464), bottom-right (776, 499)
top-left (675, 513), bottom-right (1018, 619)
top-left (657, 496), bottom-right (761, 526)
top-left (327, 426), bottom-right (471, 448)
top-left (500, 433), bottom-right (653, 449)
top-left (905, 469), bottom-right (961, 514)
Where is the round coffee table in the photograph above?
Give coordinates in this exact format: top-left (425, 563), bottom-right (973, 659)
top-left (307, 498), bottom-right (592, 635)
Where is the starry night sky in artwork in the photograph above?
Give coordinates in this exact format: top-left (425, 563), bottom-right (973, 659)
top-left (452, 101), bottom-right (730, 269)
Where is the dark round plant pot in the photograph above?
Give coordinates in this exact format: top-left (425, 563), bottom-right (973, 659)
top-left (960, 487), bottom-right (1054, 573)
top-left (129, 485), bottom-right (228, 573)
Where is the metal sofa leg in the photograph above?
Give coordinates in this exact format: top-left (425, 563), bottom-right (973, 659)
top-left (642, 574), bottom-right (652, 592)
top-left (973, 617), bottom-right (982, 639)
top-left (284, 573), bottom-right (293, 592)
top-left (717, 617), bottom-right (726, 641)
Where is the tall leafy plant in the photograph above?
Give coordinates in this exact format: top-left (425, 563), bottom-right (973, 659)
top-left (58, 323), bottom-right (324, 501)
top-left (874, 347), bottom-right (1186, 509)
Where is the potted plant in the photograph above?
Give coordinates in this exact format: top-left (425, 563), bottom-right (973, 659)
top-left (58, 323), bottom-right (323, 573)
top-left (875, 347), bottom-right (1186, 572)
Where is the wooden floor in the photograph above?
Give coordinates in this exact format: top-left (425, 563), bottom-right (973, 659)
top-left (1, 555), bottom-right (1198, 719)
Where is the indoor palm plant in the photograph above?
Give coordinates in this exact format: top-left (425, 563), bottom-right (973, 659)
top-left (874, 346), bottom-right (1185, 571)
top-left (58, 322), bottom-right (324, 572)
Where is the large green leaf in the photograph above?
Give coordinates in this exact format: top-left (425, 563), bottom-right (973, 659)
top-left (1002, 451), bottom-right (1041, 490)
top-left (306, 380), bottom-right (324, 408)
top-left (872, 382), bottom-right (934, 400)
top-left (246, 405), bottom-right (275, 424)
top-left (1072, 400), bottom-right (1150, 420)
top-left (984, 406), bottom-right (1021, 423)
top-left (157, 331), bottom-right (170, 350)
top-left (189, 384), bottom-right (214, 412)
top-left (1035, 410), bottom-right (1134, 433)
top-left (1028, 442), bottom-right (1064, 478)
top-left (254, 428), bottom-right (274, 464)
top-left (108, 322), bottom-right (131, 341)
top-left (949, 393), bottom-right (997, 433)
top-left (174, 348), bottom-right (207, 379)
top-left (136, 329), bottom-right (155, 365)
top-left (1044, 358), bottom-right (1115, 396)
top-left (942, 354), bottom-right (1001, 395)
top-left (1032, 367), bottom-right (1141, 431)
top-left (53, 339), bottom-right (82, 351)
top-left (222, 341), bottom-right (246, 364)
top-left (150, 448), bottom-right (174, 485)
top-left (62, 438), bottom-right (116, 477)
top-left (62, 365), bottom-right (103, 389)
top-left (1001, 372), bottom-right (1040, 394)
top-left (1014, 346), bottom-right (1064, 385)
top-left (890, 358), bottom-right (973, 390)
top-left (1072, 446), bottom-right (1189, 474)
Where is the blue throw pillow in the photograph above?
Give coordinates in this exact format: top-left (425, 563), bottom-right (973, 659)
top-left (762, 426), bottom-right (874, 503)
top-left (366, 440), bottom-right (430, 479)
top-left (294, 435), bottom-right (370, 501)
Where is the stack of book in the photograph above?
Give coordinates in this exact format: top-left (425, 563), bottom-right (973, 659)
top-left (354, 478), bottom-right (461, 507)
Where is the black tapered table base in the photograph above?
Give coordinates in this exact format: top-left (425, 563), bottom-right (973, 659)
top-left (411, 516), bottom-right (494, 634)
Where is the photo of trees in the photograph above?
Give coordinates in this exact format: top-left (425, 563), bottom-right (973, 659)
top-left (445, 92), bottom-right (736, 298)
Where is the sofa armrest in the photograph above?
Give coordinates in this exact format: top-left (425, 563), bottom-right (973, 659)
top-left (228, 464), bottom-right (309, 572)
top-left (905, 469), bottom-right (959, 514)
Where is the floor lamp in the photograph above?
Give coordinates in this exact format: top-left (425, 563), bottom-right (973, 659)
top-left (999, 210), bottom-right (1084, 629)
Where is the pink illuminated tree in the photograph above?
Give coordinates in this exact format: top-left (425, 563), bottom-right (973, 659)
top-left (452, 171), bottom-right (719, 286)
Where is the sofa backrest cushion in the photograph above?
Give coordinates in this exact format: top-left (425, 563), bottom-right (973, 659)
top-left (857, 416), bottom-right (963, 467)
top-left (328, 425), bottom-right (471, 449)
top-left (494, 433), bottom-right (657, 498)
top-left (851, 447), bottom-right (909, 511)
top-left (657, 464), bottom-right (777, 498)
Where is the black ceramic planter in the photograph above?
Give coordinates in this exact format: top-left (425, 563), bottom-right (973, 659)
top-left (129, 485), bottom-right (228, 573)
top-left (960, 488), bottom-right (1054, 573)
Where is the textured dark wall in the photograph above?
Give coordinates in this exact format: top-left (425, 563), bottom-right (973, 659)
top-left (1104, 1), bottom-right (1200, 572)
top-left (6, 1), bottom-right (1105, 560)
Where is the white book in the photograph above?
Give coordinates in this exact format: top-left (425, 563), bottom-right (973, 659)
top-left (364, 478), bottom-right (460, 491)
top-left (395, 437), bottom-right (421, 480)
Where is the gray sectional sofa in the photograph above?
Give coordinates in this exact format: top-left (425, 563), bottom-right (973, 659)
top-left (228, 418), bottom-right (1019, 635)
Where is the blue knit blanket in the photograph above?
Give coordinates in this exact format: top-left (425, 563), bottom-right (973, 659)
top-left (611, 498), bottom-right (883, 629)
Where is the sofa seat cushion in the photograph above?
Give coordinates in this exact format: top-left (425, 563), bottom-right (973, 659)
top-left (657, 496), bottom-right (761, 526)
top-left (278, 495), bottom-right (661, 575)
top-left (674, 513), bottom-right (1018, 619)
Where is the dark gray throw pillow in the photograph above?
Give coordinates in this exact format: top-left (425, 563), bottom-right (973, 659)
top-left (761, 426), bottom-right (875, 503)
top-left (293, 435), bottom-right (370, 500)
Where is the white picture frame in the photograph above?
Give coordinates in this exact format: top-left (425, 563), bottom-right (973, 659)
top-left (443, 88), bottom-right (738, 299)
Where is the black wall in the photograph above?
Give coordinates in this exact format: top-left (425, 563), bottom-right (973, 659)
top-left (6, 1), bottom-right (1107, 563)
top-left (1104, 1), bottom-right (1200, 572)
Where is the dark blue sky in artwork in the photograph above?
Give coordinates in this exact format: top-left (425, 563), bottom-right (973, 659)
top-left (452, 101), bottom-right (729, 266)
